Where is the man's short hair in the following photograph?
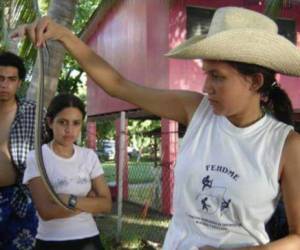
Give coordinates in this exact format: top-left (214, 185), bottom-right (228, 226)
top-left (0, 51), bottom-right (26, 80)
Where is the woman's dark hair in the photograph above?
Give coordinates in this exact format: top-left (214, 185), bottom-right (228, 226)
top-left (45, 93), bottom-right (86, 143)
top-left (0, 51), bottom-right (26, 80)
top-left (227, 61), bottom-right (294, 126)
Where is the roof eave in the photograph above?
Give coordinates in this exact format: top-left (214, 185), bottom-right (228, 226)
top-left (80, 0), bottom-right (119, 42)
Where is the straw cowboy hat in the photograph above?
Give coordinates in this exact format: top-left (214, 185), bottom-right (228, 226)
top-left (166, 7), bottom-right (300, 76)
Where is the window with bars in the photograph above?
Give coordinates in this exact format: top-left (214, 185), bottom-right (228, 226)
top-left (277, 18), bottom-right (296, 44)
top-left (186, 6), bottom-right (296, 43)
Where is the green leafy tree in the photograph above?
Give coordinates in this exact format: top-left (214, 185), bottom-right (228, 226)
top-left (1, 0), bottom-right (101, 102)
top-left (128, 119), bottom-right (160, 160)
top-left (265, 0), bottom-right (283, 19)
top-left (26, 0), bottom-right (79, 105)
top-left (57, 0), bottom-right (101, 97)
top-left (0, 0), bottom-right (39, 56)
top-left (97, 120), bottom-right (116, 140)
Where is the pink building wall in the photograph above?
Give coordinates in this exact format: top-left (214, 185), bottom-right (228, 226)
top-left (86, 1), bottom-right (169, 116)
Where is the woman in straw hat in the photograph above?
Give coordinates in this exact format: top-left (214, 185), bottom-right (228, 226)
top-left (12, 6), bottom-right (300, 250)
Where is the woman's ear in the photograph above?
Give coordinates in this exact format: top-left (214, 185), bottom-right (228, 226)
top-left (250, 73), bottom-right (264, 92)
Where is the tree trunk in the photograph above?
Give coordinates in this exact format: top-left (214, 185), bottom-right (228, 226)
top-left (26, 0), bottom-right (78, 106)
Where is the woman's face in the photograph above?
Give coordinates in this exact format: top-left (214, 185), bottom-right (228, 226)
top-left (202, 60), bottom-right (259, 117)
top-left (48, 107), bottom-right (83, 146)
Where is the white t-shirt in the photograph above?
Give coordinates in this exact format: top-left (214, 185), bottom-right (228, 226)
top-left (163, 97), bottom-right (293, 249)
top-left (23, 144), bottom-right (104, 241)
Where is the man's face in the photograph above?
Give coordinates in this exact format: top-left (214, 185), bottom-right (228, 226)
top-left (0, 66), bottom-right (21, 101)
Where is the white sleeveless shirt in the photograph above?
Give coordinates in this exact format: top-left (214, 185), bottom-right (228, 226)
top-left (163, 97), bottom-right (293, 250)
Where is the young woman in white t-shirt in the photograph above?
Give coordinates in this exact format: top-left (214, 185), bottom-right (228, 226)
top-left (23, 93), bottom-right (112, 250)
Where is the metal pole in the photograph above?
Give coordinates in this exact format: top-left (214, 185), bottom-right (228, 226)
top-left (116, 111), bottom-right (126, 242)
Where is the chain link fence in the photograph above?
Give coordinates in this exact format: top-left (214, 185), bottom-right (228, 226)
top-left (96, 127), bottom-right (172, 249)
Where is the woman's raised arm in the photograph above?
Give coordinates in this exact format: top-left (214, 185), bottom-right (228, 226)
top-left (11, 17), bottom-right (203, 126)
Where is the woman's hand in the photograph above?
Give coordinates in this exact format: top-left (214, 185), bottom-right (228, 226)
top-left (10, 16), bottom-right (69, 47)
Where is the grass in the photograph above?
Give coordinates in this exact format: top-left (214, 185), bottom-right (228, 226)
top-left (102, 161), bottom-right (155, 184)
top-left (96, 201), bottom-right (170, 249)
top-left (128, 184), bottom-right (162, 210)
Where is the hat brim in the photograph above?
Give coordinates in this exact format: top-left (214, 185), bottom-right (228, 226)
top-left (166, 29), bottom-right (300, 77)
